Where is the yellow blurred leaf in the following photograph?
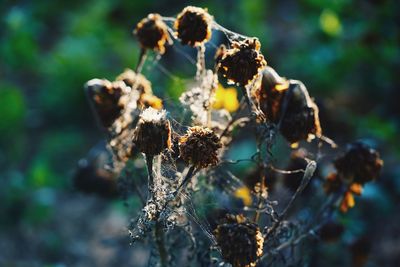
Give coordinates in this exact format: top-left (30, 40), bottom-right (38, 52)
top-left (320, 9), bottom-right (342, 37)
top-left (234, 186), bottom-right (252, 206)
top-left (213, 84), bottom-right (239, 112)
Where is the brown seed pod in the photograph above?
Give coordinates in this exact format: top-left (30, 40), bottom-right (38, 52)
top-left (134, 13), bottom-right (170, 54)
top-left (133, 108), bottom-right (171, 156)
top-left (174, 6), bottom-right (212, 46)
top-left (214, 214), bottom-right (264, 267)
top-left (334, 142), bottom-right (383, 184)
top-left (85, 79), bottom-right (129, 128)
top-left (217, 38), bottom-right (267, 87)
top-left (179, 126), bottom-right (222, 168)
top-left (253, 67), bottom-right (289, 123)
top-left (116, 68), bottom-right (152, 95)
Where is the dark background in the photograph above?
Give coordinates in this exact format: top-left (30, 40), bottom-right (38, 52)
top-left (0, 0), bottom-right (399, 266)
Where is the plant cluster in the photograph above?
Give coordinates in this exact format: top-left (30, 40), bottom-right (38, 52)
top-left (76, 6), bottom-right (383, 267)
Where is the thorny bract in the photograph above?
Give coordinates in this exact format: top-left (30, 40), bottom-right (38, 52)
top-left (76, 5), bottom-right (383, 267)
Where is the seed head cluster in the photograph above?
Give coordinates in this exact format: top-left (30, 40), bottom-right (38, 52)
top-left (133, 107), bottom-right (171, 156)
top-left (179, 126), bottom-right (222, 168)
top-left (217, 38), bottom-right (267, 86)
top-left (174, 6), bottom-right (213, 46)
top-left (214, 214), bottom-right (264, 267)
top-left (85, 79), bottom-right (129, 128)
top-left (134, 13), bottom-right (170, 54)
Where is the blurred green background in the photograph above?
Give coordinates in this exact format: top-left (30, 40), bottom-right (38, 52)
top-left (0, 0), bottom-right (399, 266)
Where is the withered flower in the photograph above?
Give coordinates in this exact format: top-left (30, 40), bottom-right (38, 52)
top-left (214, 214), bottom-right (264, 267)
top-left (85, 79), bottom-right (129, 128)
top-left (334, 142), bottom-right (383, 184)
top-left (253, 67), bottom-right (289, 123)
top-left (174, 6), bottom-right (213, 46)
top-left (279, 81), bottom-right (322, 144)
top-left (116, 68), bottom-right (152, 95)
top-left (134, 13), bottom-right (170, 54)
top-left (133, 107), bottom-right (171, 156)
top-left (179, 126), bottom-right (222, 168)
top-left (217, 38), bottom-right (266, 86)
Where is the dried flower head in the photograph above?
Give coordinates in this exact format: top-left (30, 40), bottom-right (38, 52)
top-left (214, 214), bottom-right (264, 267)
top-left (179, 126), bottom-right (222, 168)
top-left (134, 13), bottom-right (170, 54)
top-left (116, 68), bottom-right (152, 95)
top-left (217, 38), bottom-right (267, 86)
top-left (334, 142), bottom-right (383, 184)
top-left (174, 6), bottom-right (212, 46)
top-left (278, 81), bottom-right (322, 144)
top-left (85, 79), bottom-right (129, 128)
top-left (133, 107), bottom-right (171, 156)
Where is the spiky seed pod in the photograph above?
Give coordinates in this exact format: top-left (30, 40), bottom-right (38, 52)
top-left (174, 6), bottom-right (212, 46)
top-left (214, 214), bottom-right (264, 267)
top-left (134, 13), bottom-right (170, 54)
top-left (179, 126), bottom-right (222, 168)
top-left (217, 38), bottom-right (267, 86)
top-left (334, 142), bottom-right (383, 184)
top-left (85, 79), bottom-right (129, 128)
top-left (133, 107), bottom-right (171, 156)
top-left (278, 81), bottom-right (322, 144)
top-left (116, 68), bottom-right (152, 95)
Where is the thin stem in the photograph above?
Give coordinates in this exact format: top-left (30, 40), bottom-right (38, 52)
top-left (145, 154), bottom-right (155, 193)
top-left (264, 160), bottom-right (316, 240)
top-left (155, 221), bottom-right (168, 267)
top-left (173, 166), bottom-right (196, 197)
top-left (135, 48), bottom-right (147, 73)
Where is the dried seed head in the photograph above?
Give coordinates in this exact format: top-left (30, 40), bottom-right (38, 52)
top-left (278, 81), bottom-right (322, 144)
top-left (174, 6), bottom-right (212, 46)
top-left (133, 107), bottom-right (171, 156)
top-left (116, 68), bottom-right (152, 95)
top-left (217, 38), bottom-right (267, 86)
top-left (134, 13), bottom-right (170, 54)
top-left (334, 142), bottom-right (383, 184)
top-left (85, 79), bottom-right (129, 128)
top-left (214, 214), bottom-right (264, 267)
top-left (179, 126), bottom-right (222, 168)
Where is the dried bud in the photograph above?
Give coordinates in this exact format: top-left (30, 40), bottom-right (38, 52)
top-left (85, 79), bottom-right (129, 128)
top-left (279, 81), bottom-right (322, 144)
top-left (174, 6), bottom-right (212, 46)
top-left (134, 13), bottom-right (170, 54)
top-left (217, 38), bottom-right (266, 86)
top-left (214, 214), bottom-right (264, 267)
top-left (253, 67), bottom-right (289, 123)
top-left (179, 126), bottom-right (222, 168)
top-left (116, 68), bottom-right (152, 95)
top-left (334, 142), bottom-right (383, 184)
top-left (133, 108), bottom-right (171, 156)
